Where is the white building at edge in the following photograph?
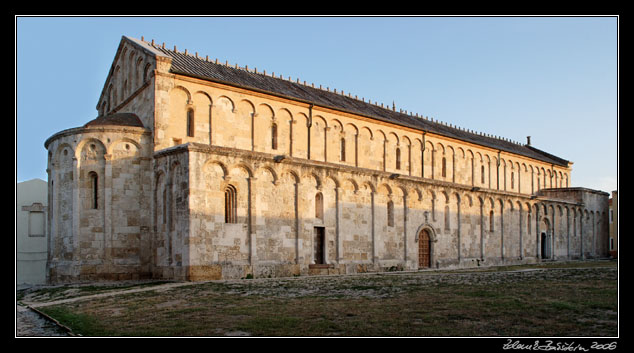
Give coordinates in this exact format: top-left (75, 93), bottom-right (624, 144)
top-left (16, 178), bottom-right (48, 285)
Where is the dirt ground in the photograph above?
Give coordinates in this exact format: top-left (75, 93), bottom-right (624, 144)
top-left (15, 260), bottom-right (618, 337)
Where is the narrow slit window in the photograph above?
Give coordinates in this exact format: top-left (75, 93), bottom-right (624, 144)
top-left (527, 214), bottom-right (532, 235)
top-left (143, 63), bottom-right (151, 82)
top-left (225, 185), bottom-right (237, 223)
top-left (340, 137), bottom-right (346, 162)
top-left (387, 200), bottom-right (394, 227)
top-left (481, 165), bottom-right (485, 184)
top-left (489, 210), bottom-right (495, 232)
top-left (315, 192), bottom-right (324, 221)
top-left (162, 189), bottom-right (167, 225)
top-left (89, 172), bottom-right (98, 209)
top-left (444, 205), bottom-right (450, 231)
top-left (395, 148), bottom-right (401, 170)
top-left (271, 123), bottom-right (278, 150)
top-left (187, 109), bottom-right (195, 137)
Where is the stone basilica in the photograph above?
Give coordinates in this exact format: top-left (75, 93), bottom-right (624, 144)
top-left (44, 36), bottom-right (609, 282)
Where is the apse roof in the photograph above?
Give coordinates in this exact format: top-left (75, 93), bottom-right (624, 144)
top-left (84, 112), bottom-right (144, 128)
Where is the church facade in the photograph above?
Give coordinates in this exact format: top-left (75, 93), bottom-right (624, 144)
top-left (44, 36), bottom-right (609, 282)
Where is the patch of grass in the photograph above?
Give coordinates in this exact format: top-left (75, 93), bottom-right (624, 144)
top-left (460, 288), bottom-right (504, 298)
top-left (236, 316), bottom-right (303, 335)
top-left (39, 306), bottom-right (110, 336)
top-left (548, 300), bottom-right (579, 312)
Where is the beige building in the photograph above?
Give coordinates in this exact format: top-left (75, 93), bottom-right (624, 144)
top-left (44, 36), bottom-right (610, 282)
top-left (17, 178), bottom-right (48, 285)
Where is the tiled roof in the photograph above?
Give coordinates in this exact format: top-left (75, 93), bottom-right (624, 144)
top-left (138, 38), bottom-right (570, 167)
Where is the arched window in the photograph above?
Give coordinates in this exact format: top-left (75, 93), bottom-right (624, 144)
top-left (387, 200), bottom-right (394, 227)
top-left (442, 157), bottom-right (447, 178)
top-left (315, 192), bottom-right (324, 221)
top-left (186, 108), bottom-right (195, 137)
top-left (225, 185), bottom-right (237, 223)
top-left (489, 210), bottom-right (495, 232)
top-left (340, 137), bottom-right (346, 162)
top-left (89, 172), bottom-right (98, 209)
top-left (271, 123), bottom-right (278, 150)
top-left (395, 148), bottom-right (401, 170)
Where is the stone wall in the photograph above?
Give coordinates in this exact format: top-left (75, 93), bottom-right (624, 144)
top-left (151, 143), bottom-right (608, 281)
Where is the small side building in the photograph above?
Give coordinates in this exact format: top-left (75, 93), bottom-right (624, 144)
top-left (16, 178), bottom-right (48, 285)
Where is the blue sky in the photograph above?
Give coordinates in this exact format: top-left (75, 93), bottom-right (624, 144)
top-left (16, 16), bottom-right (618, 193)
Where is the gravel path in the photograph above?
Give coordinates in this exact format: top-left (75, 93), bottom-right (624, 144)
top-left (16, 304), bottom-right (69, 337)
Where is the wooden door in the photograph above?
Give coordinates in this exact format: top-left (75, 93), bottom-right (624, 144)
top-left (418, 229), bottom-right (431, 268)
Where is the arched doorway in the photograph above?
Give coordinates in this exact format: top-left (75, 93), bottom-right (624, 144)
top-left (418, 228), bottom-right (432, 269)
